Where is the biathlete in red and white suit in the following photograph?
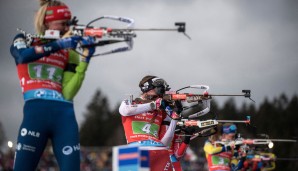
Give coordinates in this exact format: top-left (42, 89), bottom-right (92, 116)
top-left (119, 75), bottom-right (174, 170)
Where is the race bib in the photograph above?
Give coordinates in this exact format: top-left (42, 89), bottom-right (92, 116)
top-left (28, 63), bottom-right (63, 83)
top-left (132, 121), bottom-right (159, 137)
top-left (211, 156), bottom-right (230, 166)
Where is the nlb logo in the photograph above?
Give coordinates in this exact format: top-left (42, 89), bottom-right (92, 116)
top-left (62, 144), bottom-right (80, 155)
top-left (20, 128), bottom-right (40, 138)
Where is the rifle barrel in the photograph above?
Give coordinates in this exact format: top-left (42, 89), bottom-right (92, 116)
top-left (208, 94), bottom-right (246, 96)
top-left (113, 28), bottom-right (178, 31)
top-left (217, 120), bottom-right (249, 123)
top-left (269, 139), bottom-right (297, 143)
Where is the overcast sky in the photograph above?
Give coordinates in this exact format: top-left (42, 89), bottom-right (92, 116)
top-left (1, 0), bottom-right (298, 147)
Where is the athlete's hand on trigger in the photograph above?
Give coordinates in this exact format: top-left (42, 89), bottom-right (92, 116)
top-left (155, 98), bottom-right (164, 109)
top-left (150, 98), bottom-right (164, 110)
top-left (81, 36), bottom-right (96, 63)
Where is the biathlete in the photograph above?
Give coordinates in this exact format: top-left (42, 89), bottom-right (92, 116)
top-left (204, 123), bottom-right (246, 171)
top-left (119, 75), bottom-right (174, 170)
top-left (10, 0), bottom-right (95, 170)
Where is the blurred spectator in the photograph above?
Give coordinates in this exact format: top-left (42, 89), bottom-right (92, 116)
top-left (0, 146), bottom-right (208, 171)
top-left (0, 149), bottom-right (14, 171)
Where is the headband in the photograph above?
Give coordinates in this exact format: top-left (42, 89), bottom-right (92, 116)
top-left (44, 5), bottom-right (71, 23)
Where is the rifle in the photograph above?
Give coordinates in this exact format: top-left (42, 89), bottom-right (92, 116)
top-left (176, 116), bottom-right (251, 128)
top-left (174, 116), bottom-right (251, 141)
top-left (164, 86), bottom-right (254, 102)
top-left (70, 16), bottom-right (190, 39)
top-left (127, 85), bottom-right (254, 139)
top-left (215, 137), bottom-right (297, 149)
top-left (164, 85), bottom-right (254, 119)
top-left (17, 15), bottom-right (190, 57)
top-left (71, 15), bottom-right (190, 56)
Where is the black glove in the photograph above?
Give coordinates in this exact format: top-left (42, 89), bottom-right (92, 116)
top-left (183, 126), bottom-right (196, 135)
top-left (174, 100), bottom-right (183, 114)
top-left (182, 126), bottom-right (196, 144)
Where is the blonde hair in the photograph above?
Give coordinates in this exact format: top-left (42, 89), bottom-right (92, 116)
top-left (208, 124), bottom-right (223, 142)
top-left (34, 0), bottom-right (66, 34)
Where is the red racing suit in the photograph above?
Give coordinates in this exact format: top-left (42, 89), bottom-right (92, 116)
top-left (119, 99), bottom-right (167, 143)
top-left (119, 98), bottom-right (173, 170)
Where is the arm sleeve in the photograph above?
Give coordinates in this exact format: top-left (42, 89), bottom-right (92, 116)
top-left (175, 142), bottom-right (189, 159)
top-left (62, 50), bottom-right (89, 101)
top-left (10, 34), bottom-right (62, 64)
top-left (119, 99), bottom-right (154, 116)
top-left (203, 141), bottom-right (226, 155)
top-left (160, 117), bottom-right (177, 146)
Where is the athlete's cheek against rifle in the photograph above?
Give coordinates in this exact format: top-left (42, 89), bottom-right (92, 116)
top-left (145, 89), bottom-right (159, 97)
top-left (45, 20), bottom-right (70, 36)
top-left (144, 87), bottom-right (166, 99)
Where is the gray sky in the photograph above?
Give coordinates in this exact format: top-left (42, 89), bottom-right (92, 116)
top-left (1, 0), bottom-right (298, 148)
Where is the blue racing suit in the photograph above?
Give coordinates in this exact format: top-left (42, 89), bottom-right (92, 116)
top-left (10, 33), bottom-right (88, 171)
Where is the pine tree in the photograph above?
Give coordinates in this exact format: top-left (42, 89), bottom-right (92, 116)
top-left (79, 89), bottom-right (125, 146)
top-left (0, 121), bottom-right (5, 147)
